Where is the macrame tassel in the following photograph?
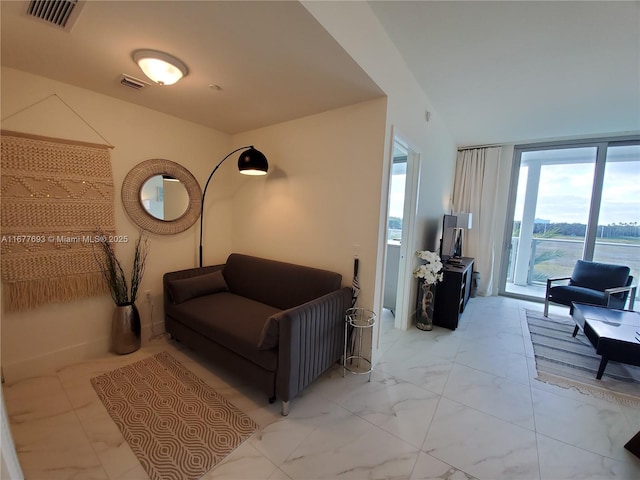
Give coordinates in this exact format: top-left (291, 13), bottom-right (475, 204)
top-left (3, 273), bottom-right (108, 312)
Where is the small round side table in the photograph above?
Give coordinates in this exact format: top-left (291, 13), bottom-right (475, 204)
top-left (343, 307), bottom-right (377, 381)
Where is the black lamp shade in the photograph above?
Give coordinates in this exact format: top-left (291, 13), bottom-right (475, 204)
top-left (238, 148), bottom-right (268, 175)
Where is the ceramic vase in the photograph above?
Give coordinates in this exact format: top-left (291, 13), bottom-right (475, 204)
top-left (112, 303), bottom-right (141, 354)
top-left (417, 281), bottom-right (436, 331)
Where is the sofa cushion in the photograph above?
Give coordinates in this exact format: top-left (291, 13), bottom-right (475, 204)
top-left (167, 270), bottom-right (228, 304)
top-left (223, 253), bottom-right (342, 310)
top-left (167, 292), bottom-right (280, 371)
top-left (549, 285), bottom-right (627, 309)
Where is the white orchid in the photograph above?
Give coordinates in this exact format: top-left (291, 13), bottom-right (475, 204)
top-left (413, 250), bottom-right (443, 285)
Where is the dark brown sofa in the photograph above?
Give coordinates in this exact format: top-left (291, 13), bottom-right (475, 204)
top-left (163, 253), bottom-right (351, 415)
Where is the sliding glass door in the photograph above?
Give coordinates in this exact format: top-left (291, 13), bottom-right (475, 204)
top-left (502, 138), bottom-right (640, 304)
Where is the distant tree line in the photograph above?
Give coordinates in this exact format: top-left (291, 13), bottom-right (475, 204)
top-left (513, 221), bottom-right (640, 239)
top-left (389, 217), bottom-right (402, 230)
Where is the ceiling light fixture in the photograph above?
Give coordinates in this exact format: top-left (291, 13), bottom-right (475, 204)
top-left (132, 49), bottom-right (188, 86)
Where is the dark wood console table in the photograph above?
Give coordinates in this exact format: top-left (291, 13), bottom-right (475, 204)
top-left (434, 257), bottom-right (474, 330)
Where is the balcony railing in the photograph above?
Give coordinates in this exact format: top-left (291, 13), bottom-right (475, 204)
top-left (507, 237), bottom-right (640, 302)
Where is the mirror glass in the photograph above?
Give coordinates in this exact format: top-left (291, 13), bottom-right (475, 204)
top-left (140, 175), bottom-right (189, 221)
top-left (122, 158), bottom-right (202, 235)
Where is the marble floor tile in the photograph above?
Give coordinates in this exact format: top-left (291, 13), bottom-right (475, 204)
top-left (442, 363), bottom-right (535, 429)
top-left (537, 433), bottom-right (640, 480)
top-left (379, 357), bottom-right (454, 396)
top-left (337, 373), bottom-right (441, 448)
top-left (3, 375), bottom-right (72, 422)
top-left (4, 295), bottom-right (639, 480)
top-left (460, 326), bottom-right (527, 356)
top-left (10, 410), bottom-right (108, 480)
top-left (115, 463), bottom-right (149, 480)
top-left (422, 398), bottom-right (540, 480)
top-left (204, 441), bottom-right (278, 479)
top-left (388, 325), bottom-right (461, 359)
top-left (454, 339), bottom-right (530, 385)
top-left (268, 468), bottom-right (294, 480)
top-left (280, 410), bottom-right (419, 479)
top-left (378, 344), bottom-right (454, 395)
top-left (249, 393), bottom-right (346, 466)
top-left (303, 365), bottom-right (388, 406)
top-left (532, 387), bottom-right (635, 461)
top-left (619, 403), bottom-right (640, 433)
top-left (410, 452), bottom-right (478, 480)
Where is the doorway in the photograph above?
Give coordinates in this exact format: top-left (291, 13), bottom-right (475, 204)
top-left (383, 143), bottom-right (407, 316)
top-left (382, 134), bottom-right (420, 331)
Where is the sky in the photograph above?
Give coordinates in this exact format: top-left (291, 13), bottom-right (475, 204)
top-left (389, 162), bottom-right (407, 218)
top-left (390, 145), bottom-right (639, 226)
top-left (514, 145), bottom-right (640, 225)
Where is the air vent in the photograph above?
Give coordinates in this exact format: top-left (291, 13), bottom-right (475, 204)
top-left (120, 74), bottom-right (149, 90)
top-left (26, 0), bottom-right (84, 30)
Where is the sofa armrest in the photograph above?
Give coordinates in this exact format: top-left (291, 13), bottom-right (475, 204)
top-left (276, 286), bottom-right (352, 405)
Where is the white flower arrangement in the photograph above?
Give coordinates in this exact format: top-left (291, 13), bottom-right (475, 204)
top-left (413, 250), bottom-right (444, 285)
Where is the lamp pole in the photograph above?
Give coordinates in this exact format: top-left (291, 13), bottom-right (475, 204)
top-left (199, 146), bottom-right (254, 267)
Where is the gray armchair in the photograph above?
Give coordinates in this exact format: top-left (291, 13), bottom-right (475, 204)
top-left (544, 260), bottom-right (636, 317)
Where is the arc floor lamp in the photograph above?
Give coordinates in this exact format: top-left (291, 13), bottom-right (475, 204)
top-left (199, 146), bottom-right (268, 267)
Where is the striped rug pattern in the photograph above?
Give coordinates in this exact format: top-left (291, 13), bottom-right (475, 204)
top-left (91, 352), bottom-right (258, 480)
top-left (525, 310), bottom-right (640, 406)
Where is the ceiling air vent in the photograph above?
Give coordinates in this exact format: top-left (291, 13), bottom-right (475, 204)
top-left (120, 74), bottom-right (150, 90)
top-left (26, 0), bottom-right (84, 31)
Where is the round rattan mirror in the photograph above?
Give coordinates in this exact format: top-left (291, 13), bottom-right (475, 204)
top-left (122, 159), bottom-right (202, 235)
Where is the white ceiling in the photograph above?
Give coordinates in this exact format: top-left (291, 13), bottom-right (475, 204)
top-left (0, 0), bottom-right (384, 134)
top-left (370, 1), bottom-right (640, 146)
top-left (2, 1), bottom-right (639, 146)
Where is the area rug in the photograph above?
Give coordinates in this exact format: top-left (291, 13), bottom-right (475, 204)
top-left (91, 352), bottom-right (258, 480)
top-left (525, 309), bottom-right (640, 407)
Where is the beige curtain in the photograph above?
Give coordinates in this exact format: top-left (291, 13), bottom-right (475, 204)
top-left (451, 147), bottom-right (502, 296)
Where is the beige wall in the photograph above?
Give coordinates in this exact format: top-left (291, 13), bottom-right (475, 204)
top-left (0, 68), bottom-right (390, 381)
top-left (231, 98), bottom-right (388, 309)
top-left (0, 67), bottom-right (234, 381)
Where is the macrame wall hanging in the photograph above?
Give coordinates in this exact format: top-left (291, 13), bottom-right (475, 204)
top-left (1, 130), bottom-right (116, 311)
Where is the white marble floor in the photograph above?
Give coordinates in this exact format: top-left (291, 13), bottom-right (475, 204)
top-left (3, 296), bottom-right (640, 479)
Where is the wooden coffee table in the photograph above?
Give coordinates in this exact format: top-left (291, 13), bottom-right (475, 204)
top-left (571, 303), bottom-right (640, 379)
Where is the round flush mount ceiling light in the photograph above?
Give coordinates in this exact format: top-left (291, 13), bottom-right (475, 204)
top-left (132, 49), bottom-right (188, 86)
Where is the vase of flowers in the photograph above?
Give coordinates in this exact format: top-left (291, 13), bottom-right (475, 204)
top-left (413, 250), bottom-right (444, 331)
top-left (95, 231), bottom-right (149, 354)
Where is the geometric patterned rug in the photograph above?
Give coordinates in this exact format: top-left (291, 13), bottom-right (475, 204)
top-left (91, 352), bottom-right (258, 480)
top-left (525, 309), bottom-right (640, 408)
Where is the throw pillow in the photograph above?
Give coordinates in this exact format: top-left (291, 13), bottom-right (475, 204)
top-left (167, 270), bottom-right (228, 304)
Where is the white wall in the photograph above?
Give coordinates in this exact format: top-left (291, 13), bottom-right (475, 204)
top-left (302, 2), bottom-right (457, 338)
top-left (0, 67), bottom-right (234, 381)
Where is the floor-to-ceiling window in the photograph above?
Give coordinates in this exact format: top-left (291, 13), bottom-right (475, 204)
top-left (501, 138), bottom-right (640, 305)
